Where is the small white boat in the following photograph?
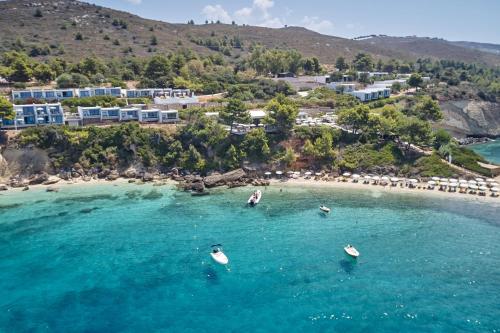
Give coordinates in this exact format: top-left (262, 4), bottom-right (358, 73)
top-left (344, 244), bottom-right (359, 258)
top-left (210, 245), bottom-right (229, 265)
top-left (248, 190), bottom-right (262, 206)
top-left (319, 205), bottom-right (331, 213)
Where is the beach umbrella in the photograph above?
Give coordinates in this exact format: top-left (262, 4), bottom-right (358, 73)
top-left (364, 176), bottom-right (372, 180)
top-left (390, 177), bottom-right (399, 182)
top-left (440, 178), bottom-right (448, 182)
top-left (449, 182), bottom-right (458, 187)
top-left (459, 179), bottom-right (468, 184)
top-left (381, 176), bottom-right (390, 181)
top-left (489, 182), bottom-right (499, 187)
top-left (448, 178), bottom-right (458, 183)
top-left (491, 187), bottom-right (499, 192)
top-left (479, 186), bottom-right (488, 191)
top-left (275, 171), bottom-right (283, 175)
top-left (427, 181), bottom-right (436, 185)
top-left (475, 178), bottom-right (484, 182)
top-left (486, 178), bottom-right (495, 183)
top-left (315, 172), bottom-right (322, 176)
top-left (264, 171), bottom-right (272, 177)
top-left (440, 182), bottom-right (449, 187)
top-left (431, 177), bottom-right (440, 181)
top-left (459, 183), bottom-right (468, 188)
top-left (372, 175), bottom-right (380, 180)
top-left (478, 181), bottom-right (487, 186)
top-left (294, 171), bottom-right (300, 175)
top-left (352, 174), bottom-right (360, 179)
top-left (342, 172), bottom-right (351, 177)
top-left (468, 180), bottom-right (477, 184)
top-left (304, 171), bottom-right (312, 176)
top-left (469, 185), bottom-right (478, 190)
top-left (409, 179), bottom-right (418, 183)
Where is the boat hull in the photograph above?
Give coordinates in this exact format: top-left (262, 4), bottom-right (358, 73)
top-left (211, 252), bottom-right (229, 265)
top-left (248, 190), bottom-right (262, 206)
top-left (344, 247), bottom-right (359, 258)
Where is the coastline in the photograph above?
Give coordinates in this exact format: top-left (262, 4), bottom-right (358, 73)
top-left (2, 175), bottom-right (499, 206)
top-left (270, 178), bottom-right (500, 204)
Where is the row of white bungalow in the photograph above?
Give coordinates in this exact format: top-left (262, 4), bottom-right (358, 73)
top-left (327, 82), bottom-right (391, 102)
top-left (12, 87), bottom-right (196, 103)
top-left (77, 106), bottom-right (179, 125)
top-left (0, 103), bottom-right (179, 129)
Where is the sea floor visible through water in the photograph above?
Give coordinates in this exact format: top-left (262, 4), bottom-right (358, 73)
top-left (0, 183), bottom-right (499, 332)
top-left (470, 140), bottom-right (500, 164)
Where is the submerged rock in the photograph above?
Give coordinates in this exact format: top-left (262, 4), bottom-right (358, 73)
top-left (46, 186), bottom-right (59, 192)
top-left (142, 189), bottom-right (163, 200)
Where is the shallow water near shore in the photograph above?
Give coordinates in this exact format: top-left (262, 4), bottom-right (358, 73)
top-left (470, 140), bottom-right (500, 164)
top-left (0, 183), bottom-right (499, 332)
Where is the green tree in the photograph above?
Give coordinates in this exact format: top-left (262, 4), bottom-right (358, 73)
top-left (398, 117), bottom-right (432, 150)
top-left (8, 59), bottom-right (32, 82)
top-left (181, 144), bottom-right (206, 172)
top-left (241, 128), bottom-right (270, 161)
top-left (225, 144), bottom-right (243, 169)
top-left (150, 35), bottom-right (158, 46)
top-left (0, 96), bottom-right (14, 121)
top-left (313, 129), bottom-right (335, 162)
top-left (56, 73), bottom-right (90, 88)
top-left (75, 32), bottom-right (83, 41)
top-left (287, 50), bottom-right (303, 74)
top-left (414, 96), bottom-right (442, 121)
top-left (33, 63), bottom-right (55, 83)
top-left (282, 147), bottom-right (296, 166)
top-left (34, 8), bottom-right (43, 17)
top-left (408, 73), bottom-right (423, 90)
top-left (433, 128), bottom-right (452, 149)
top-left (352, 53), bottom-right (374, 71)
top-left (221, 98), bottom-right (251, 133)
top-left (335, 57), bottom-right (348, 71)
top-left (144, 55), bottom-right (171, 80)
top-left (337, 105), bottom-right (370, 135)
top-left (302, 139), bottom-right (316, 158)
top-left (264, 94), bottom-right (298, 137)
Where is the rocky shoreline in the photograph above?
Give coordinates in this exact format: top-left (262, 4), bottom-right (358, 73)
top-left (458, 136), bottom-right (495, 145)
top-left (0, 168), bottom-right (270, 193)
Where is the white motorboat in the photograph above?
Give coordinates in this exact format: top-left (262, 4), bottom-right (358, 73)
top-left (210, 244), bottom-right (229, 265)
top-left (319, 205), bottom-right (331, 213)
top-left (248, 190), bottom-right (262, 206)
top-left (344, 244), bottom-right (359, 258)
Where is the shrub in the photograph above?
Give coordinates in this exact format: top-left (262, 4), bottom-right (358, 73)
top-left (414, 154), bottom-right (455, 177)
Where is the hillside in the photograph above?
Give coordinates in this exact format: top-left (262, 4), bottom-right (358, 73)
top-left (450, 41), bottom-right (500, 56)
top-left (1, 0), bottom-right (500, 67)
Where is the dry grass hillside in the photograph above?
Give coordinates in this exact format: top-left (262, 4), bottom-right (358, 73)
top-left (0, 0), bottom-right (499, 67)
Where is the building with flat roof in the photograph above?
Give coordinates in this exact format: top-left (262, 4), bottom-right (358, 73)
top-left (1, 103), bottom-right (65, 129)
top-left (347, 87), bottom-right (391, 102)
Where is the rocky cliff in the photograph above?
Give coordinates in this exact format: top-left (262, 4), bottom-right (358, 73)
top-left (0, 152), bottom-right (8, 179)
top-left (439, 100), bottom-right (500, 137)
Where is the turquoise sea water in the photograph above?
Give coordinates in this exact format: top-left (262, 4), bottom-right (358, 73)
top-left (470, 140), bottom-right (500, 164)
top-left (0, 183), bottom-right (499, 333)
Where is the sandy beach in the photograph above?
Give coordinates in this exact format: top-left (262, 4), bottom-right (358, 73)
top-left (2, 174), bottom-right (499, 205)
top-left (269, 178), bottom-right (500, 204)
